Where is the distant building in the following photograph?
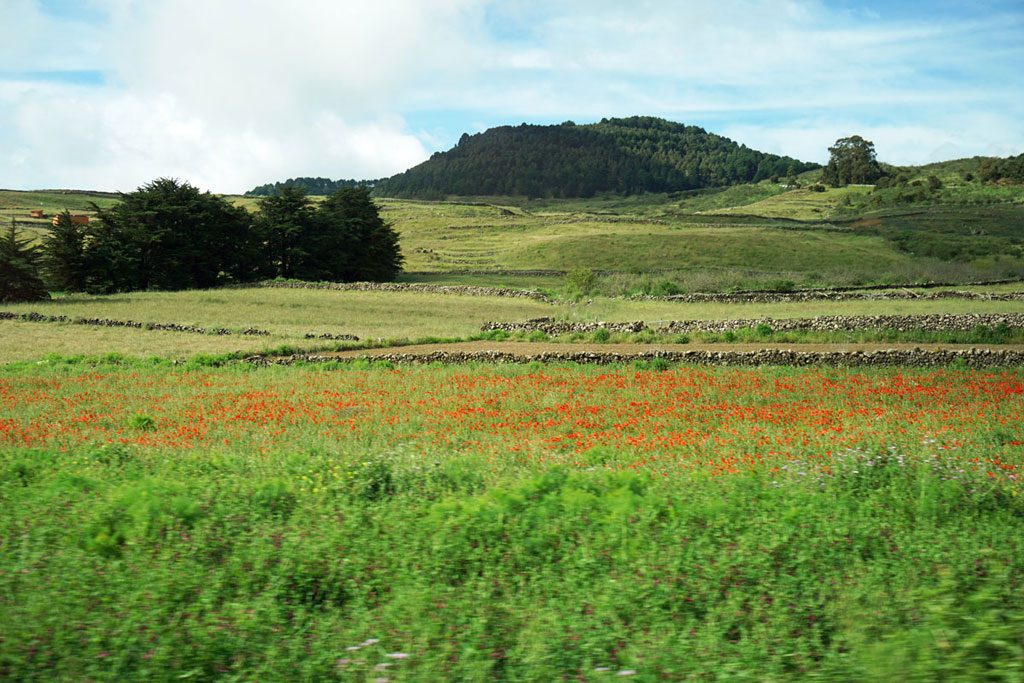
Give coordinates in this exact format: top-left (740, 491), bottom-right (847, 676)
top-left (52, 214), bottom-right (90, 226)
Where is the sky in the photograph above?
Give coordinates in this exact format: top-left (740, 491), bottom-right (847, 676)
top-left (1, 0), bottom-right (1022, 193)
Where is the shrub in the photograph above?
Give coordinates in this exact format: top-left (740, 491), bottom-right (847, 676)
top-left (349, 457), bottom-right (395, 501)
top-left (565, 268), bottom-right (597, 296)
top-left (82, 480), bottom-right (204, 558)
top-left (251, 479), bottom-right (298, 518)
top-left (650, 279), bottom-right (682, 296)
top-left (127, 414), bottom-right (157, 431)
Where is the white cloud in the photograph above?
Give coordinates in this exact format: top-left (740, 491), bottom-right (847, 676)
top-left (0, 0), bottom-right (1022, 191)
top-left (1, 84), bottom-right (430, 192)
top-left (1, 0), bottom-right (475, 192)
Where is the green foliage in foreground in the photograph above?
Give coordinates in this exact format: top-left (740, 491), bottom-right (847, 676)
top-left (2, 442), bottom-right (1023, 680)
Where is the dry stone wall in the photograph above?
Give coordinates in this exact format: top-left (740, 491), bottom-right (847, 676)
top-left (0, 311), bottom-right (269, 336)
top-left (638, 289), bottom-right (1024, 304)
top-left (483, 313), bottom-right (1024, 336)
top-left (244, 280), bottom-right (555, 303)
top-left (661, 313), bottom-right (1024, 334)
top-left (252, 348), bottom-right (1024, 368)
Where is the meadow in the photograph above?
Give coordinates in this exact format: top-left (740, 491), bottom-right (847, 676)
top-left (5, 181), bottom-right (1024, 292)
top-left (2, 285), bottom-right (1023, 363)
top-left (2, 183), bottom-right (1024, 680)
top-left (1, 361), bottom-right (1023, 680)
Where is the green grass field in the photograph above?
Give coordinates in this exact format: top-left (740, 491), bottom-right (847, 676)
top-left (3, 183), bottom-right (1024, 680)
top-left (2, 362), bottom-right (1023, 680)
top-left (2, 285), bottom-right (1022, 363)
top-left (0, 189), bottom-right (120, 241)
top-left (5, 185), bottom-right (1024, 292)
top-left (375, 191), bottom-right (1024, 290)
top-left (703, 185), bottom-right (874, 220)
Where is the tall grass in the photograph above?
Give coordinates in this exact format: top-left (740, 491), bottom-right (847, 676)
top-left (1, 363), bottom-right (1022, 679)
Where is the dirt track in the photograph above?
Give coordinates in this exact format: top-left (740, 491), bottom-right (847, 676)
top-left (321, 341), bottom-right (1024, 359)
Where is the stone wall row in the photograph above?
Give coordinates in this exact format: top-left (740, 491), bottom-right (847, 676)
top-left (250, 348), bottom-right (1024, 369)
top-left (242, 280), bottom-right (555, 303)
top-left (483, 313), bottom-right (1024, 336)
top-left (0, 311), bottom-right (269, 337)
top-left (638, 289), bottom-right (1024, 304)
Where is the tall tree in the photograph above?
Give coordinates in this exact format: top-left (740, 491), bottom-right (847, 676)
top-left (87, 178), bottom-right (257, 292)
top-left (254, 185), bottom-right (402, 282)
top-left (254, 185), bottom-right (317, 279)
top-left (821, 135), bottom-right (883, 186)
top-left (0, 223), bottom-right (49, 302)
top-left (42, 211), bottom-right (87, 292)
top-left (318, 187), bottom-right (403, 282)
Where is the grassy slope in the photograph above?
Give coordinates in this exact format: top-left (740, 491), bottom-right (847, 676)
top-left (8, 182), bottom-right (1024, 290)
top-left (704, 185), bottom-right (873, 220)
top-left (382, 177), bottom-right (1024, 284)
top-left (386, 199), bottom-right (911, 273)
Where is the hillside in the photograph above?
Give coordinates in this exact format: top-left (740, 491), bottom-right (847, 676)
top-left (374, 117), bottom-right (818, 199)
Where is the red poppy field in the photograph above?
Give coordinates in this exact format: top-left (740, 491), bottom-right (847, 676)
top-left (2, 360), bottom-right (1024, 680)
top-left (2, 363), bottom-right (1022, 481)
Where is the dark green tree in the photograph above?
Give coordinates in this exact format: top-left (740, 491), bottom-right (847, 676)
top-left (821, 135), bottom-right (883, 186)
top-left (87, 178), bottom-right (257, 292)
top-left (254, 185), bottom-right (402, 282)
top-left (318, 187), bottom-right (403, 282)
top-left (979, 153), bottom-right (1024, 183)
top-left (254, 185), bottom-right (317, 279)
top-left (0, 223), bottom-right (49, 302)
top-left (42, 211), bottom-right (87, 292)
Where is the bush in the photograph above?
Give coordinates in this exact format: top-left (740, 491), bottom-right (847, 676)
top-left (82, 480), bottom-right (204, 558)
top-left (565, 268), bottom-right (597, 296)
top-left (650, 279), bottom-right (682, 296)
top-left (127, 414), bottom-right (157, 431)
top-left (349, 457), bottom-right (395, 501)
top-left (250, 480), bottom-right (298, 518)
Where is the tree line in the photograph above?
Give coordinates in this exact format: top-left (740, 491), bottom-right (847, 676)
top-left (246, 176), bottom-right (383, 197)
top-left (1, 179), bottom-right (402, 303)
top-left (978, 153), bottom-right (1024, 184)
top-left (376, 117), bottom-right (818, 199)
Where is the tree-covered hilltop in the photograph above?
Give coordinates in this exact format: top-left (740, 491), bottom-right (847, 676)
top-left (374, 117), bottom-right (819, 198)
top-left (588, 117), bottom-right (817, 187)
top-left (978, 152), bottom-right (1024, 184)
top-left (246, 177), bottom-right (382, 197)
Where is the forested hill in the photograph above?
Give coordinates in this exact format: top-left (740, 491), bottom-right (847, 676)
top-left (374, 116), bottom-right (819, 198)
top-left (246, 177), bottom-right (382, 197)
